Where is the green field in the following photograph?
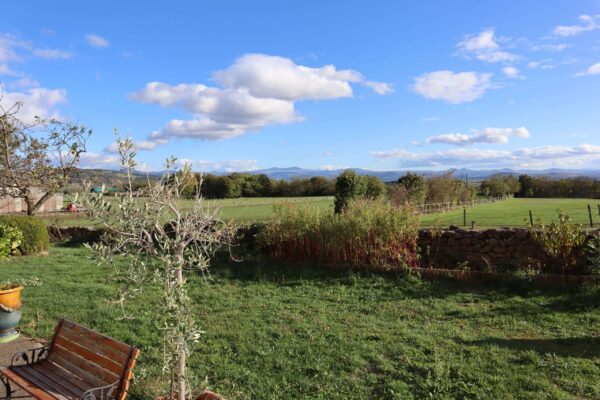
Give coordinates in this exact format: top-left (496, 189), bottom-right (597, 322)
top-left (420, 198), bottom-right (600, 228)
top-left (2, 246), bottom-right (599, 399)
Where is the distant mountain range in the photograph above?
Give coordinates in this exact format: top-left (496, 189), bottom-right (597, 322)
top-left (73, 167), bottom-right (600, 185)
top-left (246, 167), bottom-right (600, 182)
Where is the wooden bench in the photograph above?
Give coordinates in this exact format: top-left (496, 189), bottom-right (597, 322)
top-left (0, 319), bottom-right (140, 400)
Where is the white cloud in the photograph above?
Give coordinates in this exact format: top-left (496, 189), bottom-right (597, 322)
top-left (131, 53), bottom-right (389, 143)
top-left (457, 29), bottom-right (519, 63)
top-left (32, 48), bottom-right (73, 59)
top-left (412, 70), bottom-right (493, 104)
top-left (573, 62), bottom-right (600, 77)
top-left (531, 43), bottom-right (568, 52)
top-left (0, 87), bottom-right (67, 122)
top-left (9, 78), bottom-right (40, 88)
top-left (85, 34), bottom-right (109, 49)
top-left (554, 14), bottom-right (599, 37)
top-left (370, 144), bottom-right (600, 169)
top-left (323, 151), bottom-right (334, 157)
top-left (502, 66), bottom-right (521, 78)
top-left (427, 127), bottom-right (530, 146)
top-left (320, 164), bottom-right (349, 171)
top-left (78, 152), bottom-right (120, 169)
top-left (104, 139), bottom-right (165, 154)
top-left (182, 159), bottom-right (259, 172)
top-left (527, 60), bottom-right (554, 70)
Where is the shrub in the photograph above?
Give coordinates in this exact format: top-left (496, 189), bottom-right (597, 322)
top-left (0, 224), bottom-right (24, 259)
top-left (259, 199), bottom-right (420, 271)
top-left (585, 235), bottom-right (600, 275)
top-left (0, 215), bottom-right (49, 255)
top-left (527, 210), bottom-right (586, 274)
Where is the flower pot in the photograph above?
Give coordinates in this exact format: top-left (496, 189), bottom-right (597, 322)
top-left (0, 285), bottom-right (22, 343)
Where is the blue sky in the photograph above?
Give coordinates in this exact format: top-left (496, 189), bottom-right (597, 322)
top-left (1, 1), bottom-right (600, 172)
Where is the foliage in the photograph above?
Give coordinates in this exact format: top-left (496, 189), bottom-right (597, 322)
top-left (425, 172), bottom-right (475, 204)
top-left (5, 245), bottom-right (600, 400)
top-left (585, 235), bottom-right (600, 275)
top-left (197, 173), bottom-right (336, 199)
top-left (81, 135), bottom-right (236, 400)
top-left (259, 198), bottom-right (420, 270)
top-left (0, 224), bottom-right (23, 259)
top-left (517, 174), bottom-right (600, 198)
top-left (0, 215), bottom-right (49, 255)
top-left (479, 174), bottom-right (520, 197)
top-left (395, 172), bottom-right (428, 205)
top-left (333, 169), bottom-right (385, 213)
top-left (527, 210), bottom-right (587, 273)
top-left (0, 96), bottom-right (91, 215)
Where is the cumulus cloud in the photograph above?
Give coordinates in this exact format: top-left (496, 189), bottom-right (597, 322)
top-left (573, 62), bottom-right (600, 77)
top-left (103, 139), bottom-right (165, 154)
top-left (370, 144), bottom-right (600, 169)
top-left (457, 29), bottom-right (519, 63)
top-left (427, 127), bottom-right (530, 146)
top-left (0, 87), bottom-right (67, 122)
top-left (554, 14), bottom-right (599, 37)
top-left (531, 43), bottom-right (568, 52)
top-left (131, 54), bottom-right (389, 144)
top-left (502, 66), bottom-right (521, 78)
top-left (412, 70), bottom-right (493, 104)
top-left (180, 159), bottom-right (259, 172)
top-left (527, 60), bottom-right (554, 70)
top-left (85, 34), bottom-right (109, 49)
top-left (78, 152), bottom-right (120, 169)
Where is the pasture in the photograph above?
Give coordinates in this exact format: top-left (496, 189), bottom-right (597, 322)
top-left (2, 246), bottom-right (599, 399)
top-left (420, 198), bottom-right (600, 228)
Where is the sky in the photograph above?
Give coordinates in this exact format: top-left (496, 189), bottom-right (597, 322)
top-left (1, 1), bottom-right (600, 173)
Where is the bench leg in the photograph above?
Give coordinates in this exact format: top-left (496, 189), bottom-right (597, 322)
top-left (0, 375), bottom-right (12, 400)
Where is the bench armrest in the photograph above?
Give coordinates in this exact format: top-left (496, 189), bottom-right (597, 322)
top-left (80, 380), bottom-right (119, 400)
top-left (10, 345), bottom-right (49, 367)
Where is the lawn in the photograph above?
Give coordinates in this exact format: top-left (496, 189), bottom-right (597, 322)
top-left (2, 246), bottom-right (599, 399)
top-left (420, 198), bottom-right (600, 228)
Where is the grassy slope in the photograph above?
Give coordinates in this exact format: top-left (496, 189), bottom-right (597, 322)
top-left (420, 198), bottom-right (600, 228)
top-left (2, 246), bottom-right (599, 399)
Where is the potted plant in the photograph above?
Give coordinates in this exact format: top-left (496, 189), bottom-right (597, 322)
top-left (0, 284), bottom-right (22, 343)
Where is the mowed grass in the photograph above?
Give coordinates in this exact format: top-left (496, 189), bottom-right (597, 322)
top-left (420, 198), bottom-right (600, 228)
top-left (2, 246), bottom-right (600, 399)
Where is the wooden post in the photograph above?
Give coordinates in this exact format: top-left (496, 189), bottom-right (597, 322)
top-left (529, 210), bottom-right (533, 226)
top-left (588, 204), bottom-right (594, 228)
top-left (597, 204), bottom-right (600, 216)
top-left (463, 208), bottom-right (467, 227)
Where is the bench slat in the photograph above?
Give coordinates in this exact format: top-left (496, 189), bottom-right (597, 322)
top-left (0, 367), bottom-right (56, 400)
top-left (60, 320), bottom-right (132, 355)
top-left (32, 362), bottom-right (87, 395)
top-left (49, 348), bottom-right (114, 388)
top-left (13, 366), bottom-right (80, 400)
top-left (59, 327), bottom-right (130, 366)
top-left (53, 335), bottom-right (124, 376)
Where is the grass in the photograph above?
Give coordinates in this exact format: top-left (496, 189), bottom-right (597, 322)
top-left (44, 196), bottom-right (334, 226)
top-left (2, 246), bottom-right (600, 399)
top-left (420, 198), bottom-right (600, 228)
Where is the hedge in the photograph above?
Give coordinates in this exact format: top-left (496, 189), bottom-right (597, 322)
top-left (0, 215), bottom-right (49, 255)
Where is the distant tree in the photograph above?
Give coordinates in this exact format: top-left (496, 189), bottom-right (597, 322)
top-left (397, 172), bottom-right (427, 204)
top-left (364, 175), bottom-right (386, 199)
top-left (425, 173), bottom-right (457, 204)
top-left (334, 170), bottom-right (367, 213)
top-left (0, 98), bottom-right (91, 215)
top-left (480, 174), bottom-right (520, 198)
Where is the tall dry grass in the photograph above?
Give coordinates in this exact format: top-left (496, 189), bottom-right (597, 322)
top-left (259, 199), bottom-right (420, 271)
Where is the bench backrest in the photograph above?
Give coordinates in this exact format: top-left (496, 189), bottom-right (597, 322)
top-left (47, 319), bottom-right (140, 400)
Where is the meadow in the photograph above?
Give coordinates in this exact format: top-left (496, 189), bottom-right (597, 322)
top-left (46, 196), bottom-right (600, 228)
top-left (420, 198), bottom-right (600, 228)
top-left (2, 246), bottom-right (599, 399)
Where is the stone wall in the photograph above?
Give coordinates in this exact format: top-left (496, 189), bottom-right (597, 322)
top-left (418, 226), bottom-right (596, 272)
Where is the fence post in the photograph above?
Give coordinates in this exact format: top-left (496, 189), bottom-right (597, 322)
top-left (463, 208), bottom-right (467, 227)
top-left (588, 204), bottom-right (594, 228)
top-left (597, 204), bottom-right (600, 216)
top-left (529, 210), bottom-right (533, 226)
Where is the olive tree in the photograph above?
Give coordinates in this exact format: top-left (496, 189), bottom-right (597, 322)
top-left (0, 97), bottom-right (91, 215)
top-left (83, 135), bottom-right (236, 400)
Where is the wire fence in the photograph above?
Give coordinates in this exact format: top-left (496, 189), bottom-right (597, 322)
top-left (414, 196), bottom-right (507, 214)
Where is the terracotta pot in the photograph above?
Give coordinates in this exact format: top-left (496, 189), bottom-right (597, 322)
top-left (0, 285), bottom-right (22, 343)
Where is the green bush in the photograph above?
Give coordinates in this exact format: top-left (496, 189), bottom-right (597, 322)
top-left (259, 199), bottom-right (420, 271)
top-left (0, 224), bottom-right (24, 259)
top-left (0, 215), bottom-right (49, 255)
